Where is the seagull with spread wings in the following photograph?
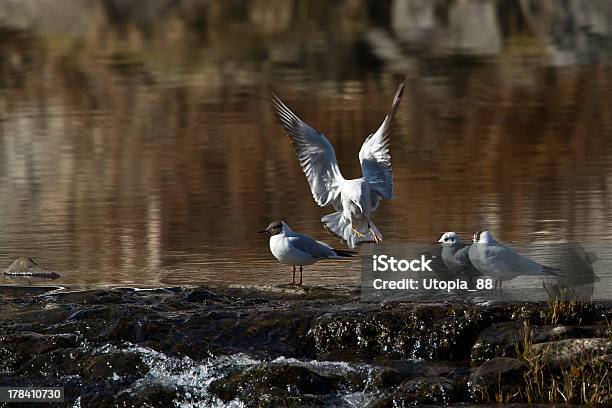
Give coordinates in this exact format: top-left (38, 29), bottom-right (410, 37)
top-left (271, 82), bottom-right (405, 248)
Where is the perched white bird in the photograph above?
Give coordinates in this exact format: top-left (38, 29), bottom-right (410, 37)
top-left (437, 232), bottom-right (481, 280)
top-left (259, 221), bottom-right (355, 284)
top-left (468, 230), bottom-right (558, 290)
top-left (271, 82), bottom-right (405, 248)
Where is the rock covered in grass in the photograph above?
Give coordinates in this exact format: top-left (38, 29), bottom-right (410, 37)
top-left (531, 338), bottom-right (612, 371)
top-left (4, 257), bottom-right (60, 278)
top-left (533, 324), bottom-right (595, 342)
top-left (471, 322), bottom-right (596, 363)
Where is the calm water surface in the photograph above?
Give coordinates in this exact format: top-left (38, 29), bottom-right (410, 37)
top-left (1, 0), bottom-right (612, 287)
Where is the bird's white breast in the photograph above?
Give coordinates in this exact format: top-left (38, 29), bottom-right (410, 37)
top-left (269, 234), bottom-right (315, 266)
top-left (341, 179), bottom-right (370, 219)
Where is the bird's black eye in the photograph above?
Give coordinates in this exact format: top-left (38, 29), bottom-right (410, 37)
top-left (444, 237), bottom-right (449, 241)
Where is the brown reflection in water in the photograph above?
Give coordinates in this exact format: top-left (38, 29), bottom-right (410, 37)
top-left (0, 0), bottom-right (611, 286)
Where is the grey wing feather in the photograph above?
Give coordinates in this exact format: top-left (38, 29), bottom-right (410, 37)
top-left (485, 245), bottom-right (543, 274)
top-left (271, 94), bottom-right (344, 207)
top-left (288, 234), bottom-right (334, 260)
top-left (359, 81), bottom-right (405, 201)
top-left (454, 245), bottom-right (472, 267)
top-left (479, 246), bottom-right (515, 275)
top-left (443, 243), bottom-right (477, 275)
top-left (455, 245), bottom-right (482, 278)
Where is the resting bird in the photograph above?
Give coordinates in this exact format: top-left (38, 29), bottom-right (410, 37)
top-left (468, 230), bottom-right (559, 291)
top-left (259, 221), bottom-right (355, 285)
top-left (437, 232), bottom-right (481, 280)
top-left (271, 82), bottom-right (405, 248)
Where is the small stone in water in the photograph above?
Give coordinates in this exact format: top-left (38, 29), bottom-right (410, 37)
top-left (4, 257), bottom-right (60, 278)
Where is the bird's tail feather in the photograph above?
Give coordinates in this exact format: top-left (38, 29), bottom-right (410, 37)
top-left (332, 248), bottom-right (358, 258)
top-left (321, 212), bottom-right (382, 249)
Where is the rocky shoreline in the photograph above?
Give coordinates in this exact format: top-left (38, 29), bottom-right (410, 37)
top-left (0, 284), bottom-right (610, 407)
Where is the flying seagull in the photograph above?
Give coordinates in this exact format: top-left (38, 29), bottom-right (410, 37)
top-left (271, 82), bottom-right (405, 248)
top-left (468, 230), bottom-right (559, 291)
top-left (436, 232), bottom-right (481, 280)
top-left (259, 220), bottom-right (355, 285)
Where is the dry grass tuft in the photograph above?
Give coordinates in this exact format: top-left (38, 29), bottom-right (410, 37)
top-left (515, 319), bottom-right (611, 405)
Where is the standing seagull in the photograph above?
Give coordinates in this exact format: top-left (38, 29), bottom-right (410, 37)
top-left (259, 221), bottom-right (356, 284)
top-left (271, 82), bottom-right (405, 248)
top-left (468, 230), bottom-right (559, 291)
top-left (437, 232), bottom-right (481, 280)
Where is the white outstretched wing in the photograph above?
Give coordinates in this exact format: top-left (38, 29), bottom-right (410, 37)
top-left (272, 94), bottom-right (344, 206)
top-left (359, 81), bottom-right (405, 201)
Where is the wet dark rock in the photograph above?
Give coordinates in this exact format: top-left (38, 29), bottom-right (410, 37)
top-left (19, 348), bottom-right (88, 377)
top-left (369, 366), bottom-right (406, 389)
top-left (210, 363), bottom-right (346, 406)
top-left (306, 304), bottom-right (491, 360)
top-left (0, 285), bottom-right (610, 406)
top-left (81, 384), bottom-right (180, 408)
top-left (471, 322), bottom-right (521, 363)
top-left (367, 376), bottom-right (463, 407)
top-left (0, 333), bottom-right (77, 371)
top-left (469, 357), bottom-right (528, 402)
top-left (595, 323), bottom-right (612, 338)
top-left (183, 287), bottom-right (230, 303)
top-left (399, 376), bottom-right (461, 403)
top-left (18, 348), bottom-right (147, 380)
top-left (0, 286), bottom-right (61, 298)
top-left (80, 352), bottom-right (147, 379)
top-left (4, 257), bottom-right (60, 278)
top-left (369, 359), bottom-right (463, 390)
top-left (3, 303), bottom-right (73, 331)
top-left (362, 360), bottom-right (439, 392)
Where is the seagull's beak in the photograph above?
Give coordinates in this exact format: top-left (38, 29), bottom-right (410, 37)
top-left (431, 241), bottom-right (441, 246)
top-left (258, 229), bottom-right (268, 234)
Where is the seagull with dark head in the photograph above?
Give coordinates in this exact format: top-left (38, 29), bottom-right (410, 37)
top-left (259, 221), bottom-right (355, 285)
top-left (271, 82), bottom-right (405, 248)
